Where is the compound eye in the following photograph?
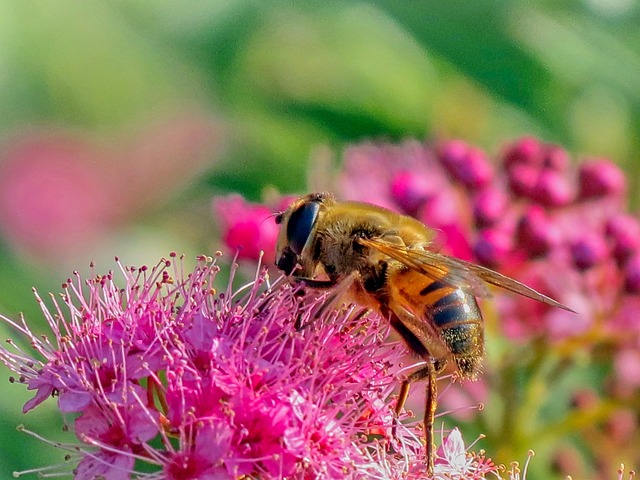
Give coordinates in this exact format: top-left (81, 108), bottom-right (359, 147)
top-left (287, 201), bottom-right (320, 255)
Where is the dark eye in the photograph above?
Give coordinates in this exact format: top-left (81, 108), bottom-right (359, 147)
top-left (287, 201), bottom-right (320, 254)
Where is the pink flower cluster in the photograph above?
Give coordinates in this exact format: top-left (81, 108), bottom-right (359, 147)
top-left (340, 137), bottom-right (640, 388)
top-left (212, 195), bottom-right (285, 265)
top-left (0, 253), bottom-right (512, 479)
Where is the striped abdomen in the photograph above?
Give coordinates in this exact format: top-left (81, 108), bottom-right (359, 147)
top-left (388, 273), bottom-right (486, 380)
top-left (421, 280), bottom-right (484, 379)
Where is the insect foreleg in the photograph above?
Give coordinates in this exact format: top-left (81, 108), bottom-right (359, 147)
top-left (292, 277), bottom-right (337, 289)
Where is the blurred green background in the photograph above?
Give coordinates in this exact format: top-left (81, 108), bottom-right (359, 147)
top-left (1, 1), bottom-right (639, 478)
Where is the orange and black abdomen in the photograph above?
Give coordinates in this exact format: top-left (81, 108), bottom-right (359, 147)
top-left (387, 270), bottom-right (485, 380)
top-left (422, 280), bottom-right (484, 379)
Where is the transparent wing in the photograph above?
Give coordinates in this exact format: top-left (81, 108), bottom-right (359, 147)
top-left (359, 237), bottom-right (575, 312)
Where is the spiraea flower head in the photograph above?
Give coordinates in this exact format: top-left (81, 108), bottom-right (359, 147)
top-left (1, 252), bottom-right (517, 479)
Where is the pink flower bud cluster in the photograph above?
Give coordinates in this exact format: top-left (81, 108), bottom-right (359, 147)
top-left (214, 134), bottom-right (640, 376)
top-left (1, 254), bottom-right (510, 479)
top-left (340, 137), bottom-right (639, 345)
top-left (338, 137), bottom-right (640, 476)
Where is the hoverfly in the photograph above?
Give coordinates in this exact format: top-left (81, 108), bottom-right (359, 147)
top-left (274, 192), bottom-right (573, 473)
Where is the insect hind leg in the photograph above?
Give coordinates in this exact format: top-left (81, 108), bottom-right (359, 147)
top-left (385, 308), bottom-right (444, 473)
top-left (395, 365), bottom-right (429, 419)
top-left (393, 361), bottom-right (443, 475)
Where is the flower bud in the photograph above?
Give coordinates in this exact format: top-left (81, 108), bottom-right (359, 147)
top-left (436, 139), bottom-right (467, 170)
top-left (390, 170), bottom-right (431, 214)
top-left (420, 192), bottom-right (460, 228)
top-left (516, 206), bottom-right (559, 258)
top-left (472, 188), bottom-right (508, 228)
top-left (605, 408), bottom-right (637, 443)
top-left (569, 233), bottom-right (608, 271)
top-left (506, 163), bottom-right (539, 198)
top-left (623, 255), bottom-right (640, 294)
top-left (614, 348), bottom-right (640, 388)
top-left (503, 136), bottom-right (543, 170)
top-left (473, 228), bottom-right (511, 267)
top-left (213, 196), bottom-right (279, 263)
top-left (437, 141), bottom-right (492, 190)
top-left (570, 388), bottom-right (599, 410)
top-left (532, 170), bottom-right (573, 208)
top-left (461, 147), bottom-right (493, 190)
top-left (605, 214), bottom-right (640, 265)
top-left (578, 159), bottom-right (626, 200)
top-left (543, 145), bottom-right (570, 171)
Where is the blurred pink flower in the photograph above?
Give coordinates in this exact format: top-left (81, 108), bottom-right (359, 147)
top-left (336, 139), bottom-right (640, 462)
top-left (0, 132), bottom-right (114, 256)
top-left (213, 194), bottom-right (292, 265)
top-left (338, 137), bottom-right (640, 347)
top-left (0, 110), bottom-right (222, 260)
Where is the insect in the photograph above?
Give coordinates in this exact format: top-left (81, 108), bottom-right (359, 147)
top-left (274, 192), bottom-right (573, 473)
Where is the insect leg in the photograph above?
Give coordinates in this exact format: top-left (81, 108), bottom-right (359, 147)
top-left (292, 277), bottom-right (337, 289)
top-left (387, 312), bottom-right (444, 474)
top-left (425, 365), bottom-right (437, 475)
top-left (392, 363), bottom-right (437, 474)
top-left (295, 272), bottom-right (358, 330)
top-left (394, 364), bottom-right (431, 419)
top-left (387, 313), bottom-right (431, 436)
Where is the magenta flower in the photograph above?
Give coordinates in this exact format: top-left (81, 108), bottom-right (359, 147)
top-left (339, 138), bottom-right (640, 476)
top-left (213, 195), bottom-right (285, 265)
top-left (338, 137), bottom-right (640, 344)
top-left (0, 253), bottom-right (512, 479)
top-left (215, 137), bottom-right (640, 341)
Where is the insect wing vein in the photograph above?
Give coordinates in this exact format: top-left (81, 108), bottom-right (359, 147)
top-left (358, 237), bottom-right (490, 298)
